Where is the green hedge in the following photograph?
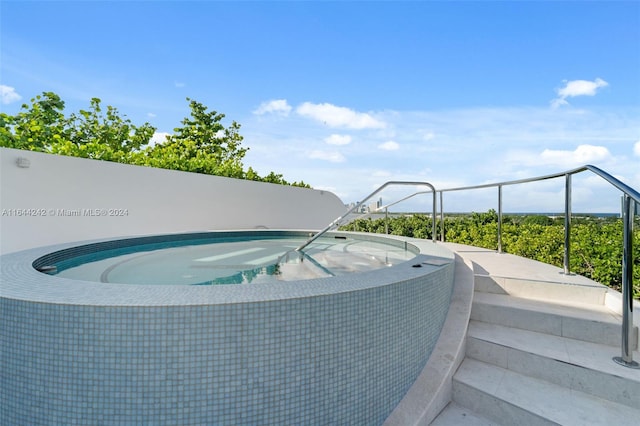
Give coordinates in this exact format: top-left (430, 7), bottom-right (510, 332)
top-left (342, 211), bottom-right (640, 299)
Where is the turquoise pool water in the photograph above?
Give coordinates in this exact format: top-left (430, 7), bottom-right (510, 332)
top-left (48, 235), bottom-right (417, 285)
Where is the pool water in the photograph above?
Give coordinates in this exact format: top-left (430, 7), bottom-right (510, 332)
top-left (51, 235), bottom-right (417, 285)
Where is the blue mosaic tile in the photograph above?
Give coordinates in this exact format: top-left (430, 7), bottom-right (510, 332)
top-left (1, 231), bottom-right (454, 425)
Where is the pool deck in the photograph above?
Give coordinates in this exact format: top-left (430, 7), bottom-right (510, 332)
top-left (409, 242), bottom-right (640, 426)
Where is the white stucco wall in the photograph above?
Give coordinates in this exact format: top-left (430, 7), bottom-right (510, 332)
top-left (0, 148), bottom-right (346, 254)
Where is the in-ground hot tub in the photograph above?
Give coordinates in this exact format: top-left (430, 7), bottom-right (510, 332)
top-left (0, 230), bottom-right (455, 425)
top-left (38, 230), bottom-right (421, 285)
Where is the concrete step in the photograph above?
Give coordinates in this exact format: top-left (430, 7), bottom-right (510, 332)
top-left (473, 274), bottom-right (608, 305)
top-left (451, 358), bottom-right (640, 426)
top-left (471, 291), bottom-right (638, 349)
top-left (466, 320), bottom-right (640, 409)
top-left (430, 402), bottom-right (499, 426)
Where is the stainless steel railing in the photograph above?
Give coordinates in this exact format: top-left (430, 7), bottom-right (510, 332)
top-left (295, 166), bottom-right (637, 368)
top-left (295, 181), bottom-right (437, 252)
top-left (436, 164), bottom-right (639, 369)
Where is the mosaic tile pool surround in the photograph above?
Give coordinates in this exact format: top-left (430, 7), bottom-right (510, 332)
top-left (0, 231), bottom-right (455, 425)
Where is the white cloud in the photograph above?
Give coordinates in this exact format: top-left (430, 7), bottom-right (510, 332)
top-left (551, 78), bottom-right (608, 108)
top-left (378, 140), bottom-right (400, 151)
top-left (540, 144), bottom-right (611, 167)
top-left (559, 78), bottom-right (609, 97)
top-left (175, 81), bottom-right (186, 88)
top-left (325, 134), bottom-right (352, 145)
top-left (0, 85), bottom-right (22, 104)
top-left (296, 102), bottom-right (386, 129)
top-left (423, 132), bottom-right (436, 141)
top-left (147, 112), bottom-right (157, 118)
top-left (243, 104), bottom-right (639, 212)
top-left (149, 132), bottom-right (170, 147)
top-left (309, 150), bottom-right (346, 163)
top-left (253, 99), bottom-right (292, 116)
top-left (551, 98), bottom-right (569, 109)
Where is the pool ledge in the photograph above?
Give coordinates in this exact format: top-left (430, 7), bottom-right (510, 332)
top-left (0, 230), bottom-right (454, 306)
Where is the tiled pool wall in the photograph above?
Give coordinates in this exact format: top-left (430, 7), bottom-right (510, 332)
top-left (0, 231), bottom-right (455, 425)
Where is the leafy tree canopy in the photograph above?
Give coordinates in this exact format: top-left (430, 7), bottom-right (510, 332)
top-left (0, 92), bottom-right (309, 187)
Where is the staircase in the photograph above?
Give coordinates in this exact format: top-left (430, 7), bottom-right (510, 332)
top-left (432, 244), bottom-right (640, 425)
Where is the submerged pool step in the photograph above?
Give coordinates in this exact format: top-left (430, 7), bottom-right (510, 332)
top-left (193, 247), bottom-right (267, 262)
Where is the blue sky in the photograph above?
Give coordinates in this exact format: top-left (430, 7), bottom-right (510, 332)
top-left (2, 1), bottom-right (639, 212)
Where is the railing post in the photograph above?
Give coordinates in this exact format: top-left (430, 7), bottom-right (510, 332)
top-left (498, 185), bottom-right (503, 253)
top-left (440, 191), bottom-right (444, 242)
top-left (385, 208), bottom-right (389, 235)
top-left (563, 174), bottom-right (572, 275)
top-left (613, 195), bottom-right (639, 368)
top-left (432, 189), bottom-right (437, 243)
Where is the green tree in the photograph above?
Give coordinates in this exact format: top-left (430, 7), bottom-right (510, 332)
top-left (52, 98), bottom-right (155, 162)
top-left (0, 92), bottom-right (67, 151)
top-left (0, 93), bottom-right (155, 162)
top-left (1, 91), bottom-right (310, 187)
top-left (136, 98), bottom-right (246, 178)
top-left (67, 98), bottom-right (154, 151)
top-left (522, 215), bottom-right (555, 226)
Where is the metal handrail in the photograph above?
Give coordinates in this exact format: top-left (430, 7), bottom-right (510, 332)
top-left (438, 165), bottom-right (640, 271)
top-left (295, 181), bottom-right (437, 252)
top-left (343, 190), bottom-right (436, 235)
top-left (436, 164), bottom-right (639, 369)
top-left (438, 165), bottom-right (640, 198)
